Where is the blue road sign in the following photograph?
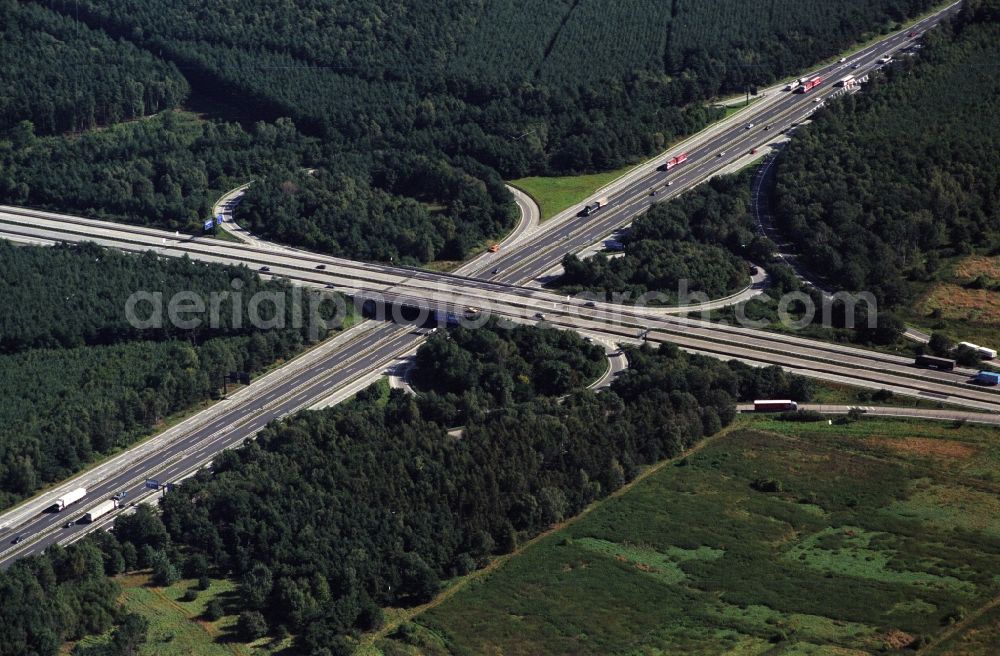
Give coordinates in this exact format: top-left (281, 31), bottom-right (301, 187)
top-left (215, 214), bottom-right (224, 226)
top-left (145, 479), bottom-right (160, 490)
top-left (203, 219), bottom-right (214, 231)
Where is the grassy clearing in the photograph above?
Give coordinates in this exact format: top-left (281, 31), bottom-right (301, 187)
top-left (380, 416), bottom-right (1000, 655)
top-left (904, 253), bottom-right (1000, 348)
top-left (510, 164), bottom-right (636, 222)
top-left (72, 573), bottom-right (288, 656)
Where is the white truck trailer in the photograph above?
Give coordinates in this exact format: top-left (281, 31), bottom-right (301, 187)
top-left (83, 499), bottom-right (118, 523)
top-left (54, 487), bottom-right (87, 511)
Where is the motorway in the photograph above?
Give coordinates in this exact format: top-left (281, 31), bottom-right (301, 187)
top-left (2, 174), bottom-right (999, 408)
top-left (3, 201), bottom-right (999, 413)
top-left (473, 5), bottom-right (957, 285)
top-left (0, 1), bottom-right (971, 565)
top-left (0, 322), bottom-right (425, 566)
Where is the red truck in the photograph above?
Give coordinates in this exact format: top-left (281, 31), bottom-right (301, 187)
top-left (658, 152), bottom-right (688, 171)
top-left (797, 76), bottom-right (823, 93)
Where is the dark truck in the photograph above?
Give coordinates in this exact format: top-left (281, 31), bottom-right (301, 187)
top-left (578, 197), bottom-right (608, 217)
top-left (915, 354), bottom-right (955, 371)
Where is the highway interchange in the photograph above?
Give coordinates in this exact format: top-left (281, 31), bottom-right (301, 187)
top-left (0, 1), bottom-right (978, 567)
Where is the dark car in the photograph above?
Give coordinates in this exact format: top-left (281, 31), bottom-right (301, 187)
top-left (12, 534), bottom-right (25, 544)
top-left (491, 268), bottom-right (500, 275)
top-left (259, 266), bottom-right (271, 272)
top-left (584, 301), bottom-right (597, 308)
top-left (315, 264), bottom-right (326, 270)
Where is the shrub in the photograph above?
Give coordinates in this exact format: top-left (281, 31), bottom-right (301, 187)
top-left (872, 388), bottom-right (894, 402)
top-left (204, 599), bottom-right (224, 621)
top-left (237, 610), bottom-right (269, 641)
top-left (150, 551), bottom-right (179, 586)
top-left (751, 478), bottom-right (783, 493)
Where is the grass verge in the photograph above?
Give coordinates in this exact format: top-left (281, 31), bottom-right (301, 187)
top-left (510, 165), bottom-right (636, 223)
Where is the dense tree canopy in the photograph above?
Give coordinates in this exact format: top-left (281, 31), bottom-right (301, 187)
top-left (0, 112), bottom-right (317, 232)
top-left (239, 152), bottom-right (516, 263)
top-left (0, 109), bottom-right (515, 261)
top-left (88, 321), bottom-right (816, 652)
top-left (54, 0), bottom-right (936, 178)
top-left (773, 4), bottom-right (1000, 306)
top-left (0, 541), bottom-right (122, 656)
top-left (557, 174), bottom-right (757, 302)
top-left (0, 0), bottom-right (941, 262)
top-left (0, 0), bottom-right (187, 135)
top-left (0, 242), bottom-right (349, 509)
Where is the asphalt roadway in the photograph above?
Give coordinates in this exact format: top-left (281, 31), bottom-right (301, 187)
top-left (2, 197), bottom-right (999, 413)
top-left (0, 323), bottom-right (423, 566)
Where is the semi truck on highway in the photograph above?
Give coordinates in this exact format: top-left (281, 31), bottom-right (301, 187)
top-left (579, 197), bottom-right (608, 217)
top-left (54, 487), bottom-right (86, 511)
top-left (975, 371), bottom-right (1000, 385)
top-left (784, 78), bottom-right (803, 91)
top-left (753, 400), bottom-right (798, 412)
top-left (658, 152), bottom-right (688, 171)
top-left (797, 76), bottom-right (823, 93)
top-left (82, 499), bottom-right (118, 523)
top-left (915, 354), bottom-right (955, 371)
top-left (433, 309), bottom-right (463, 326)
top-left (836, 76), bottom-right (856, 87)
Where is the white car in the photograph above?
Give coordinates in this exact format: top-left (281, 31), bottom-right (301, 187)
top-left (745, 123), bottom-right (754, 129)
top-left (839, 57), bottom-right (847, 63)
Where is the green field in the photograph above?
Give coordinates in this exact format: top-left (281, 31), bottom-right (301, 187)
top-left (510, 165), bottom-right (636, 222)
top-left (903, 254), bottom-right (1000, 350)
top-left (379, 417), bottom-right (1000, 655)
top-left (70, 574), bottom-right (288, 656)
